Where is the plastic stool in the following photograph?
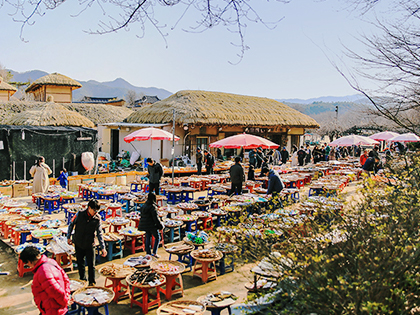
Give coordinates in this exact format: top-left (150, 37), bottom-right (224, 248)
top-left (105, 239), bottom-right (123, 261)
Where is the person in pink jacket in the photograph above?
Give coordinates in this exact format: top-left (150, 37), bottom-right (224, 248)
top-left (20, 246), bottom-right (70, 315)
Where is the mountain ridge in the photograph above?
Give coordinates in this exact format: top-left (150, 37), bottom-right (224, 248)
top-left (7, 70), bottom-right (173, 101)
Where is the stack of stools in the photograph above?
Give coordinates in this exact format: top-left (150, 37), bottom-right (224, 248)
top-left (102, 232), bottom-right (124, 261)
top-left (43, 197), bottom-right (60, 214)
top-left (152, 260), bottom-right (185, 300)
top-left (163, 220), bottom-right (183, 243)
top-left (164, 241), bottom-right (195, 271)
top-left (126, 273), bottom-right (165, 313)
top-left (215, 244), bottom-right (237, 275)
top-left (122, 230), bottom-right (145, 254)
top-left (105, 203), bottom-right (123, 219)
top-left (166, 187), bottom-right (184, 205)
top-left (191, 249), bottom-right (223, 283)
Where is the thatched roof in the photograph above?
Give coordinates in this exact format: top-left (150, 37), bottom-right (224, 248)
top-left (0, 77), bottom-right (17, 94)
top-left (25, 73), bottom-right (82, 92)
top-left (0, 101), bottom-right (134, 126)
top-left (63, 103), bottom-right (133, 125)
top-left (5, 102), bottom-right (95, 127)
top-left (124, 90), bottom-right (320, 128)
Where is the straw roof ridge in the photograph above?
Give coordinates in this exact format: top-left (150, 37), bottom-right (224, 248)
top-left (25, 73), bottom-right (82, 92)
top-left (0, 100), bottom-right (134, 126)
top-left (124, 90), bottom-right (320, 128)
top-left (5, 102), bottom-right (95, 128)
top-left (63, 103), bottom-right (134, 125)
top-left (0, 77), bottom-right (18, 92)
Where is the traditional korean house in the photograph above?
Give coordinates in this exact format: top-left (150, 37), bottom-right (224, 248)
top-left (99, 90), bottom-right (319, 162)
top-left (0, 77), bottom-right (17, 101)
top-left (25, 73), bottom-right (82, 103)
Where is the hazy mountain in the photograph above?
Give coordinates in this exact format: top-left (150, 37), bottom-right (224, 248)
top-left (7, 70), bottom-right (173, 101)
top-left (278, 94), bottom-right (367, 104)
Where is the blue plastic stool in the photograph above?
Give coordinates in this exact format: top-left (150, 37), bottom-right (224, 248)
top-left (106, 239), bottom-right (123, 261)
top-left (164, 226), bottom-right (181, 243)
top-left (216, 252), bottom-right (235, 275)
top-left (169, 252), bottom-right (194, 271)
top-left (79, 304), bottom-right (110, 315)
top-left (44, 198), bottom-right (60, 214)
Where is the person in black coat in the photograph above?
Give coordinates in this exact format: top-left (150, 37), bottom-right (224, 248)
top-left (204, 150), bottom-right (215, 174)
top-left (280, 147), bottom-right (289, 164)
top-left (147, 158), bottom-right (164, 195)
top-left (196, 148), bottom-right (203, 175)
top-left (256, 148), bottom-right (264, 168)
top-left (229, 156), bottom-right (245, 195)
top-left (138, 193), bottom-right (163, 257)
top-left (248, 165), bottom-right (255, 181)
top-left (297, 146), bottom-right (307, 166)
top-left (67, 199), bottom-right (107, 286)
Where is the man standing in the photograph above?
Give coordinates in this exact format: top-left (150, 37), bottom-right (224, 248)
top-left (67, 199), bottom-right (107, 286)
top-left (196, 148), bottom-right (203, 175)
top-left (325, 144), bottom-right (331, 161)
top-left (297, 146), bottom-right (307, 166)
top-left (280, 147), bottom-right (289, 165)
top-left (147, 157), bottom-right (164, 195)
top-left (249, 148), bottom-right (257, 167)
top-left (256, 148), bottom-right (264, 168)
top-left (229, 156), bottom-right (245, 195)
top-left (20, 246), bottom-right (70, 315)
top-left (305, 144), bottom-right (312, 164)
top-left (204, 150), bottom-right (214, 174)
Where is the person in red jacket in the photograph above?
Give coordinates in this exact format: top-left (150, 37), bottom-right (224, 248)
top-left (360, 149), bottom-right (369, 166)
top-left (20, 246), bottom-right (70, 315)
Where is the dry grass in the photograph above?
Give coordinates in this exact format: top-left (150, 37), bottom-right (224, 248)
top-left (125, 90), bottom-right (320, 128)
top-left (5, 102), bottom-right (95, 127)
top-left (25, 73), bottom-right (82, 92)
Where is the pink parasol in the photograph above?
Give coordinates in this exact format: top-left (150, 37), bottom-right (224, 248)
top-left (209, 133), bottom-right (279, 149)
top-left (368, 131), bottom-right (400, 141)
top-left (388, 132), bottom-right (420, 143)
top-left (329, 135), bottom-right (379, 147)
top-left (124, 127), bottom-right (180, 143)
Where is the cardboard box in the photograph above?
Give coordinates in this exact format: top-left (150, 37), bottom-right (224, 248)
top-left (0, 185), bottom-right (13, 196)
top-left (68, 179), bottom-right (82, 192)
top-left (126, 174), bottom-right (136, 184)
top-left (95, 176), bottom-right (106, 183)
top-left (13, 183), bottom-right (29, 198)
top-left (105, 176), bottom-right (116, 185)
top-left (160, 158), bottom-right (170, 167)
top-left (116, 175), bottom-right (126, 186)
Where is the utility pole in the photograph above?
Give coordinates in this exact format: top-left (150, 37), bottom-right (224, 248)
top-left (172, 109), bottom-right (175, 185)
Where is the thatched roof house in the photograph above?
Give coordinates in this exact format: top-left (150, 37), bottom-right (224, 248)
top-left (125, 90), bottom-right (319, 128)
top-left (5, 102), bottom-right (95, 128)
top-left (0, 101), bottom-right (133, 125)
top-left (0, 77), bottom-right (17, 101)
top-left (100, 90), bottom-right (320, 161)
top-left (25, 73), bottom-right (82, 103)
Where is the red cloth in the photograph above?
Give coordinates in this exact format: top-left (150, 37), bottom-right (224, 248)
top-left (360, 154), bottom-right (368, 166)
top-left (31, 255), bottom-right (70, 315)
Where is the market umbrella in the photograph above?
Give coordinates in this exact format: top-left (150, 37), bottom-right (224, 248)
top-left (124, 127), bottom-right (180, 163)
top-left (329, 135), bottom-right (379, 147)
top-left (124, 127), bottom-right (180, 142)
top-left (209, 133), bottom-right (279, 149)
top-left (388, 132), bottom-right (420, 142)
top-left (368, 131), bottom-right (400, 141)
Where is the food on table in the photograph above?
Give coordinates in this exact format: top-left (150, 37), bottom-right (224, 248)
top-left (154, 261), bottom-right (180, 273)
top-left (99, 263), bottom-right (135, 277)
top-left (124, 255), bottom-right (153, 267)
top-left (175, 214), bottom-right (198, 222)
top-left (69, 279), bottom-right (86, 292)
top-left (32, 229), bottom-right (60, 239)
top-left (163, 220), bottom-right (182, 227)
top-left (15, 242), bottom-right (45, 254)
top-left (194, 249), bottom-right (218, 258)
top-left (119, 227), bottom-right (142, 236)
top-left (177, 203), bottom-right (198, 210)
top-left (127, 269), bottom-right (162, 286)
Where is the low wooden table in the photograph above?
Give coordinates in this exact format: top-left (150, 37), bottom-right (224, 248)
top-left (151, 260), bottom-right (185, 300)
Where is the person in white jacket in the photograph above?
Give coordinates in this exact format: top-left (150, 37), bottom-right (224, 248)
top-left (29, 156), bottom-right (52, 193)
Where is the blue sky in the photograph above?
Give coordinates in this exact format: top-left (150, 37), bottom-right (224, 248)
top-left (0, 0), bottom-right (380, 99)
